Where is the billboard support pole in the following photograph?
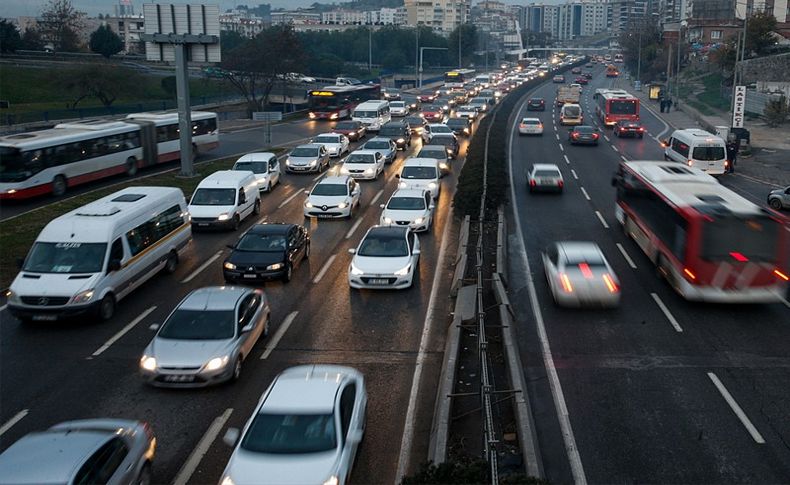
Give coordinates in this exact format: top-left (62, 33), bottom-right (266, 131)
top-left (174, 43), bottom-right (194, 176)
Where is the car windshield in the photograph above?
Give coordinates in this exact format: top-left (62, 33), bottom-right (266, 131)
top-left (692, 146), bottom-right (725, 161)
top-left (345, 154), bottom-right (374, 164)
top-left (314, 136), bottom-right (339, 144)
top-left (522, 119), bottom-right (540, 125)
top-left (159, 309), bottom-right (235, 340)
top-left (358, 233), bottom-right (409, 257)
top-left (236, 233), bottom-right (287, 252)
top-left (388, 196), bottom-right (426, 210)
top-left (563, 106), bottom-right (581, 117)
top-left (431, 126), bottom-right (452, 133)
top-left (564, 251), bottom-right (605, 266)
top-left (401, 166), bottom-right (436, 179)
top-left (428, 137), bottom-right (454, 147)
top-left (191, 188), bottom-right (236, 206)
top-left (354, 110), bottom-right (377, 118)
top-left (621, 122), bottom-right (639, 128)
top-left (291, 148), bottom-right (319, 158)
top-left (423, 106), bottom-right (440, 112)
top-left (312, 183), bottom-right (347, 196)
top-left (390, 102), bottom-right (405, 108)
top-left (471, 98), bottom-right (487, 104)
top-left (534, 170), bottom-right (560, 178)
top-left (334, 122), bottom-right (357, 130)
top-left (700, 214), bottom-right (779, 262)
top-left (234, 161), bottom-right (269, 174)
top-left (405, 117), bottom-right (424, 125)
top-left (379, 126), bottom-right (402, 136)
top-left (575, 126), bottom-right (594, 134)
top-left (447, 120), bottom-right (467, 128)
top-left (23, 242), bottom-right (106, 273)
top-left (365, 141), bottom-right (391, 150)
top-left (419, 148), bottom-right (447, 158)
top-left (241, 413), bottom-right (337, 454)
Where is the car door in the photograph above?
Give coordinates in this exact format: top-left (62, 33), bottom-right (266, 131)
top-left (543, 244), bottom-right (560, 294)
top-left (237, 293), bottom-right (263, 356)
top-left (336, 382), bottom-right (362, 482)
top-left (320, 147), bottom-right (329, 169)
top-left (268, 156), bottom-right (280, 187)
top-left (425, 192), bottom-right (434, 222)
top-left (286, 228), bottom-right (301, 265)
top-left (73, 437), bottom-right (133, 485)
top-left (104, 236), bottom-right (133, 300)
top-left (349, 179), bottom-right (361, 207)
top-left (410, 232), bottom-right (420, 266)
top-left (375, 153), bottom-right (384, 175)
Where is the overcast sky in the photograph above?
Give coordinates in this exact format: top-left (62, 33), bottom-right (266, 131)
top-left (1, 0), bottom-right (563, 18)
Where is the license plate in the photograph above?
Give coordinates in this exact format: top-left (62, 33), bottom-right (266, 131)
top-left (243, 274), bottom-right (257, 279)
top-left (164, 375), bottom-right (195, 383)
top-left (198, 223), bottom-right (209, 227)
top-left (317, 214), bottom-right (333, 218)
top-left (369, 279), bottom-right (389, 285)
top-left (32, 314), bottom-right (57, 321)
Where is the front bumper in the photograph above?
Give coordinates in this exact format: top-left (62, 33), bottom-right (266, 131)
top-left (8, 301), bottom-right (101, 322)
top-left (224, 267), bottom-right (286, 282)
top-left (304, 206), bottom-right (351, 218)
top-left (380, 218), bottom-right (430, 232)
top-left (140, 365), bottom-right (235, 388)
top-left (192, 217), bottom-right (236, 230)
top-left (348, 272), bottom-right (414, 290)
top-left (287, 164), bottom-right (321, 173)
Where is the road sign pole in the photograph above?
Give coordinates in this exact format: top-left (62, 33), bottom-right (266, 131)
top-left (174, 44), bottom-right (194, 177)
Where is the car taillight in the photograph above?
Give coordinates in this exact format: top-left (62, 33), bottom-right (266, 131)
top-left (559, 273), bottom-right (574, 293)
top-left (775, 269), bottom-right (789, 281)
top-left (558, 180), bottom-right (563, 188)
top-left (529, 179), bottom-right (537, 187)
top-left (572, 133), bottom-right (579, 138)
top-left (592, 133), bottom-right (599, 139)
top-left (729, 251), bottom-right (749, 262)
top-left (602, 274), bottom-right (619, 293)
top-left (639, 127), bottom-right (645, 131)
top-left (683, 267), bottom-right (696, 281)
top-left (520, 124), bottom-right (527, 129)
top-left (538, 123), bottom-right (543, 129)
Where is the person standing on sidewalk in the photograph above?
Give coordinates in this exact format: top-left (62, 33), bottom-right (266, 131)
top-left (667, 98), bottom-right (673, 112)
top-left (726, 137), bottom-right (739, 173)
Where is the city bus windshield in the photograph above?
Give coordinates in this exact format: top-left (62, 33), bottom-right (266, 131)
top-left (610, 100), bottom-right (637, 115)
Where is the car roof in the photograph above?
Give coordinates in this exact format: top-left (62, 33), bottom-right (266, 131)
top-left (556, 241), bottom-right (605, 262)
top-left (199, 170), bottom-right (253, 185)
top-left (390, 188), bottom-right (428, 199)
top-left (179, 286), bottom-right (248, 311)
top-left (404, 157), bottom-right (440, 167)
top-left (427, 123), bottom-right (449, 128)
top-left (236, 152), bottom-right (276, 163)
top-left (365, 137), bottom-right (393, 144)
top-left (348, 149), bottom-right (379, 156)
top-left (0, 429), bottom-right (113, 484)
top-left (262, 365), bottom-right (362, 414)
top-left (366, 225), bottom-right (409, 238)
top-left (317, 175), bottom-right (351, 185)
top-left (521, 117), bottom-right (541, 121)
top-left (315, 133), bottom-right (342, 138)
top-left (248, 222), bottom-right (295, 236)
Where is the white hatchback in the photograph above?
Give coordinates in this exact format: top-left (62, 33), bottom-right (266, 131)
top-left (348, 226), bottom-right (420, 290)
top-left (338, 150), bottom-right (385, 180)
top-left (304, 175), bottom-right (361, 219)
top-left (380, 189), bottom-right (435, 232)
top-left (312, 133), bottom-right (350, 158)
top-left (518, 117), bottom-right (544, 136)
top-left (397, 158), bottom-right (441, 199)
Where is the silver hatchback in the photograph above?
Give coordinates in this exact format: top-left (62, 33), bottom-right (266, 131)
top-left (140, 286), bottom-right (270, 387)
top-left (768, 186), bottom-right (790, 210)
top-left (285, 144), bottom-right (330, 173)
top-left (0, 419), bottom-right (156, 485)
top-left (528, 164), bottom-right (564, 193)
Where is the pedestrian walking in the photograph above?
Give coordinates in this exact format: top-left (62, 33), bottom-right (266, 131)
top-left (659, 99), bottom-right (665, 113)
top-left (726, 139), bottom-right (738, 173)
top-left (667, 98), bottom-right (673, 112)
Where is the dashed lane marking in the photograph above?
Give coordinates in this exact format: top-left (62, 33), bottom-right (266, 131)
top-left (580, 187), bottom-right (591, 200)
top-left (616, 243), bottom-right (637, 269)
top-left (708, 372), bottom-right (765, 444)
top-left (312, 254), bottom-right (337, 284)
top-left (571, 169), bottom-right (578, 179)
top-left (181, 250), bottom-right (223, 284)
top-left (90, 306), bottom-right (157, 358)
top-left (0, 409), bottom-right (28, 438)
top-left (651, 293), bottom-right (683, 332)
top-left (260, 311), bottom-right (299, 360)
top-left (172, 408), bottom-right (234, 485)
top-left (595, 210), bottom-right (609, 229)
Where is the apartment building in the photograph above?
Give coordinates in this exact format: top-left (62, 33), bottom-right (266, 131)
top-left (404, 0), bottom-right (472, 34)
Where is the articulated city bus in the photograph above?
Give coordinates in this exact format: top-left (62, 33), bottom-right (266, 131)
top-left (307, 84), bottom-right (381, 121)
top-left (613, 161), bottom-right (789, 303)
top-left (0, 111), bottom-right (218, 200)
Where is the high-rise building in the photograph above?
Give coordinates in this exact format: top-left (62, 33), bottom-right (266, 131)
top-left (525, 1), bottom-right (608, 40)
top-left (404, 0), bottom-right (471, 34)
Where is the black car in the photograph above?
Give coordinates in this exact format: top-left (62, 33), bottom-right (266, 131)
top-left (583, 72), bottom-right (593, 79)
top-left (223, 223), bottom-right (310, 283)
top-left (527, 98), bottom-right (546, 111)
top-left (381, 87), bottom-right (402, 101)
top-left (405, 115), bottom-right (428, 136)
top-left (425, 134), bottom-right (459, 159)
top-left (402, 94), bottom-right (420, 111)
top-left (568, 125), bottom-right (600, 145)
top-left (446, 117), bottom-right (472, 137)
top-left (378, 121), bottom-right (412, 150)
top-left (613, 120), bottom-right (645, 138)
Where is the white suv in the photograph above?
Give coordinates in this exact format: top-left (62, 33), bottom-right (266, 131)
top-left (397, 158), bottom-right (441, 199)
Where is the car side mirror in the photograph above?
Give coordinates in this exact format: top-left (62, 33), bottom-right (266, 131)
top-left (395, 173), bottom-right (400, 178)
top-left (413, 248), bottom-right (421, 255)
top-left (348, 429), bottom-right (364, 444)
top-left (241, 323), bottom-right (254, 333)
top-left (148, 323), bottom-right (160, 331)
top-left (348, 248), bottom-right (356, 254)
top-left (226, 244), bottom-right (235, 250)
top-left (660, 139), bottom-right (669, 147)
top-left (223, 428), bottom-right (240, 447)
top-left (429, 203), bottom-right (435, 210)
top-left (380, 203), bottom-right (385, 208)
top-left (108, 259), bottom-right (122, 272)
top-left (304, 190), bottom-right (310, 195)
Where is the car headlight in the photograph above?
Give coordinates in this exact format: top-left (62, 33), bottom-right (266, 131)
top-left (204, 356), bottom-right (230, 371)
top-left (140, 356), bottom-right (157, 371)
top-left (350, 263), bottom-right (364, 276)
top-left (337, 202), bottom-right (348, 209)
top-left (439, 162), bottom-right (449, 170)
top-left (6, 290), bottom-right (20, 304)
top-left (340, 167), bottom-right (349, 174)
top-left (365, 167), bottom-right (374, 174)
top-left (446, 148), bottom-right (453, 154)
top-left (309, 160), bottom-right (317, 167)
top-left (285, 159), bottom-right (291, 166)
top-left (256, 177), bottom-right (267, 185)
top-left (413, 217), bottom-right (424, 225)
top-left (463, 128), bottom-right (470, 134)
top-left (323, 476), bottom-right (339, 485)
top-left (223, 262), bottom-right (236, 270)
top-left (398, 181), bottom-right (407, 188)
top-left (428, 182), bottom-right (437, 189)
top-left (221, 476), bottom-right (236, 485)
top-left (394, 264), bottom-right (411, 276)
top-left (308, 112), bottom-right (317, 119)
top-left (397, 138), bottom-right (405, 144)
top-left (71, 289), bottom-right (95, 304)
top-left (267, 263), bottom-right (284, 271)
top-left (330, 113), bottom-right (339, 120)
top-left (382, 216), bottom-right (393, 224)
top-left (217, 213), bottom-right (230, 221)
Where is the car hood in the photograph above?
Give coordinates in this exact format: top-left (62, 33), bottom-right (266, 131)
top-left (10, 271), bottom-right (98, 299)
top-left (227, 250), bottom-right (286, 268)
top-left (223, 449), bottom-right (339, 485)
top-left (288, 156), bottom-right (319, 166)
top-left (382, 208), bottom-right (428, 222)
top-left (769, 188), bottom-right (785, 196)
top-left (188, 204), bottom-right (236, 218)
top-left (352, 254), bottom-right (412, 274)
top-left (308, 195), bottom-right (348, 207)
top-left (318, 143), bottom-right (342, 150)
top-left (148, 337), bottom-right (235, 368)
top-left (342, 162), bottom-right (376, 171)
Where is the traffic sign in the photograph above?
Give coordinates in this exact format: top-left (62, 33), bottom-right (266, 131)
top-left (732, 86), bottom-right (746, 128)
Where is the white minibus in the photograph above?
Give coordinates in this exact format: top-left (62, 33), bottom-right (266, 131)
top-left (352, 100), bottom-right (391, 132)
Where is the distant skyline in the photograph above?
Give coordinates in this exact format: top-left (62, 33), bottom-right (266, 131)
top-left (1, 0), bottom-right (565, 19)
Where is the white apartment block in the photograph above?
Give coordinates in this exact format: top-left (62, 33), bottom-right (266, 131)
top-left (219, 13), bottom-right (267, 37)
top-left (321, 7), bottom-right (407, 25)
top-left (532, 0), bottom-right (609, 40)
top-left (404, 0), bottom-right (472, 34)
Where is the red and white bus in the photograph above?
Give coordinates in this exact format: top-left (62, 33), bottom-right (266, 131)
top-left (613, 160), bottom-right (789, 303)
top-left (0, 111), bottom-right (218, 200)
top-left (307, 84), bottom-right (381, 121)
top-left (596, 90), bottom-right (639, 126)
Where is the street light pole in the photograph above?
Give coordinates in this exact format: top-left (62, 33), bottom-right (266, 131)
top-left (458, 23), bottom-right (462, 68)
top-left (636, 29), bottom-right (642, 83)
top-left (415, 26), bottom-right (419, 89)
top-left (368, 25), bottom-right (372, 73)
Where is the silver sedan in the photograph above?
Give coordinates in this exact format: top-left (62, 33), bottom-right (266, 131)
top-left (140, 286), bottom-right (270, 387)
top-left (542, 241), bottom-right (621, 307)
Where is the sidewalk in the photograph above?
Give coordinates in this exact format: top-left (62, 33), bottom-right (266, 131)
top-left (614, 77), bottom-right (789, 187)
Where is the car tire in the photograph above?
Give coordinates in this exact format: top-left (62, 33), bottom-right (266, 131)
top-left (164, 251), bottom-right (178, 274)
top-left (253, 199), bottom-right (261, 216)
top-left (231, 357), bottom-right (242, 382)
top-left (638, 134), bottom-right (644, 139)
top-left (52, 175), bottom-right (67, 197)
top-left (282, 263), bottom-right (293, 282)
top-left (231, 214), bottom-right (240, 231)
top-left (304, 242), bottom-right (311, 259)
top-left (770, 198), bottom-right (782, 210)
top-left (98, 294), bottom-right (116, 322)
top-left (266, 182), bottom-right (272, 192)
top-left (137, 463), bottom-right (152, 485)
top-left (126, 157), bottom-right (139, 176)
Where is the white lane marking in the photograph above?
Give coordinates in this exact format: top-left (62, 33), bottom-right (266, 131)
top-left (734, 172), bottom-right (784, 188)
top-left (570, 169), bottom-right (578, 180)
top-left (595, 210), bottom-right (609, 229)
top-left (650, 135), bottom-right (659, 142)
top-left (277, 189), bottom-right (303, 209)
top-left (396, 202), bottom-right (455, 481)
top-left (312, 172), bottom-right (325, 182)
top-left (559, 144), bottom-right (564, 152)
top-left (563, 155), bottom-right (570, 164)
top-left (650, 293), bottom-right (683, 332)
top-left (640, 101), bottom-right (671, 138)
top-left (0, 304), bottom-right (6, 312)
top-left (0, 409), bottom-right (28, 438)
top-left (370, 188), bottom-right (385, 205)
top-left (611, 145), bottom-right (619, 152)
top-left (580, 187), bottom-right (591, 201)
top-left (312, 254), bottom-right (337, 284)
top-left (604, 135), bottom-right (610, 142)
top-left (345, 218), bottom-right (364, 239)
top-left (616, 243), bottom-right (637, 269)
top-left (387, 170), bottom-right (400, 183)
top-left (506, 95), bottom-right (588, 485)
top-left (260, 311), bottom-right (299, 359)
top-left (172, 408), bottom-right (234, 485)
top-left (621, 155), bottom-right (628, 162)
top-left (555, 133), bottom-right (560, 140)
top-left (90, 306), bottom-right (157, 358)
top-left (181, 250), bottom-right (223, 284)
top-left (707, 372), bottom-right (766, 444)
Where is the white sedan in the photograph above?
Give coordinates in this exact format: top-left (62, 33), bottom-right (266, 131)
top-left (518, 117), bottom-right (544, 135)
top-left (348, 226), bottom-right (420, 289)
top-left (338, 150), bottom-right (385, 180)
top-left (221, 365), bottom-right (367, 485)
top-left (379, 189), bottom-right (435, 232)
top-left (312, 133), bottom-right (350, 158)
top-left (542, 241), bottom-right (621, 308)
top-left (454, 105), bottom-right (479, 119)
top-left (304, 175), bottom-right (361, 219)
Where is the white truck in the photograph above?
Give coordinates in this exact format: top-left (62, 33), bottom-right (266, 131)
top-left (556, 85), bottom-right (581, 107)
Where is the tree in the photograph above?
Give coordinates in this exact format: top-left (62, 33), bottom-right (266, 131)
top-left (19, 27), bottom-right (44, 50)
top-left (39, 0), bottom-right (85, 52)
top-left (764, 95), bottom-right (788, 127)
top-left (64, 64), bottom-right (141, 108)
top-left (0, 20), bottom-right (22, 53)
top-left (381, 48), bottom-right (407, 71)
top-left (618, 21), bottom-right (665, 82)
top-left (448, 24), bottom-right (478, 67)
top-left (220, 30), bottom-right (245, 53)
top-left (220, 25), bottom-right (308, 114)
top-left (89, 24), bottom-right (124, 58)
top-left (712, 38), bottom-right (738, 72)
top-left (745, 11), bottom-right (777, 57)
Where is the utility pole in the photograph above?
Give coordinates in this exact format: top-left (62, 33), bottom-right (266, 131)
top-left (675, 32), bottom-right (681, 102)
top-left (369, 25), bottom-right (373, 73)
top-left (458, 23), bottom-right (463, 68)
top-left (415, 26), bottom-right (419, 89)
top-left (636, 29), bottom-right (642, 83)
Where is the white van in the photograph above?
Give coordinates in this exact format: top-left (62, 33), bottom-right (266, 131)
top-left (663, 129), bottom-right (728, 175)
top-left (232, 153), bottom-right (281, 192)
top-left (560, 103), bottom-right (583, 125)
top-left (474, 74), bottom-right (492, 88)
top-left (7, 187), bottom-right (191, 322)
top-left (352, 100), bottom-right (391, 132)
top-left (397, 157), bottom-right (442, 199)
top-left (188, 170), bottom-right (260, 230)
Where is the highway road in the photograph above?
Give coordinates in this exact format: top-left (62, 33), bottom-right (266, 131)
top-left (0, 113), bottom-right (467, 482)
top-left (507, 66), bottom-right (790, 483)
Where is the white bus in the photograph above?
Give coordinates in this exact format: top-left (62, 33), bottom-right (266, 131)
top-left (352, 100), bottom-right (391, 132)
top-left (0, 110), bottom-right (218, 200)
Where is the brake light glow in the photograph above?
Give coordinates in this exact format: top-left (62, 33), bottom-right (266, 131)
top-left (683, 268), bottom-right (696, 281)
top-left (602, 274), bottom-right (619, 293)
top-left (559, 273), bottom-right (574, 292)
top-left (729, 251), bottom-right (749, 262)
top-left (592, 133), bottom-right (599, 139)
top-left (558, 180), bottom-right (564, 188)
top-left (774, 269), bottom-right (789, 281)
top-left (529, 179), bottom-right (537, 187)
top-left (578, 263), bottom-right (593, 279)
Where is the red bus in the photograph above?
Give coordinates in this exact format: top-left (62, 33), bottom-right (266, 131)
top-left (605, 64), bottom-right (619, 77)
top-left (307, 84), bottom-right (381, 121)
top-left (596, 90), bottom-right (639, 126)
top-left (613, 161), bottom-right (789, 303)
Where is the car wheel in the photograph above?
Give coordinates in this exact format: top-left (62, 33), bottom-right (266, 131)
top-left (52, 175), bottom-right (67, 197)
top-left (266, 182), bottom-right (272, 192)
top-left (164, 251), bottom-right (178, 274)
top-left (98, 294), bottom-right (116, 322)
top-left (126, 157), bottom-right (139, 176)
top-left (232, 214), bottom-right (240, 231)
top-left (232, 357), bottom-right (243, 381)
top-left (282, 263), bottom-right (293, 282)
top-left (770, 198), bottom-right (783, 210)
top-left (137, 463), bottom-right (152, 485)
top-left (253, 199), bottom-right (261, 215)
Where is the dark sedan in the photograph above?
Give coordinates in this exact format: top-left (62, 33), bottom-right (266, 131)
top-left (446, 117), bottom-right (472, 137)
top-left (613, 120), bottom-right (645, 138)
top-left (527, 98), bottom-right (546, 111)
top-left (425, 134), bottom-right (459, 159)
top-left (223, 223), bottom-right (310, 283)
top-left (583, 72), bottom-right (593, 79)
top-left (568, 125), bottom-right (600, 145)
top-left (332, 120), bottom-right (366, 142)
top-left (405, 115), bottom-right (427, 136)
top-left (378, 121), bottom-right (412, 150)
